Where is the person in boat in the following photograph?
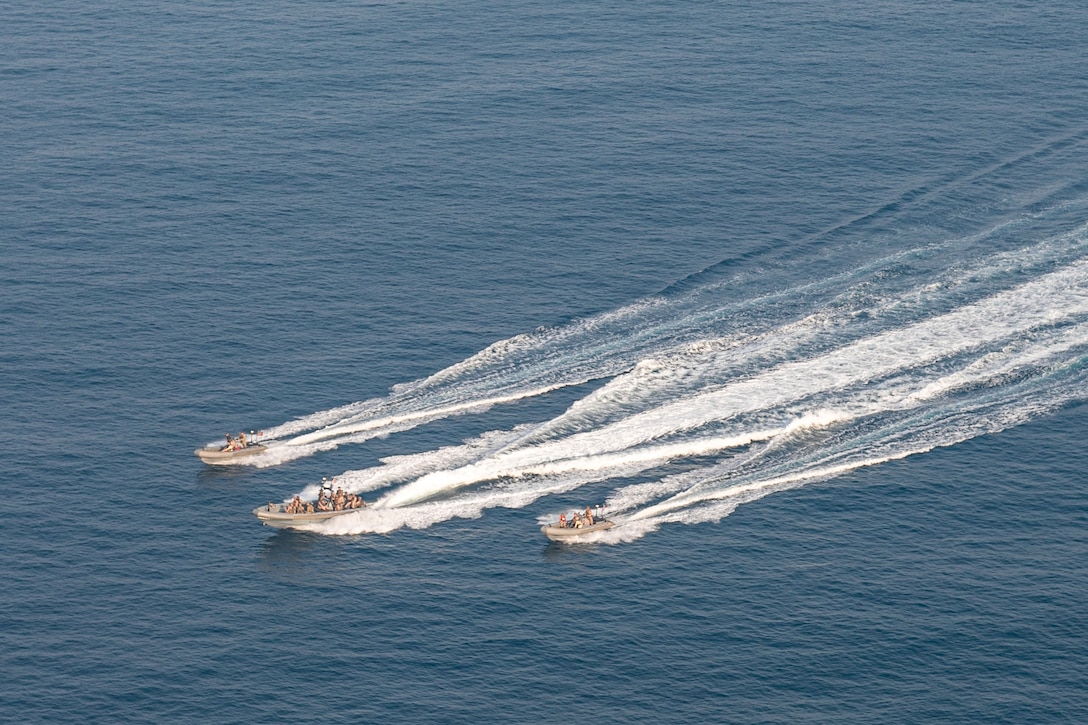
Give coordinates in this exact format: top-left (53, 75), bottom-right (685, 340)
top-left (305, 501), bottom-right (315, 514)
top-left (334, 488), bottom-right (346, 511)
top-left (222, 433), bottom-right (235, 451)
top-left (316, 479), bottom-right (331, 510)
top-left (584, 506), bottom-right (594, 525)
top-left (238, 431), bottom-right (247, 448)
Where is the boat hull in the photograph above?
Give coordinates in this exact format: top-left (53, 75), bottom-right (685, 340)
top-left (541, 520), bottom-right (614, 541)
top-left (253, 504), bottom-right (358, 530)
top-left (195, 444), bottom-right (266, 465)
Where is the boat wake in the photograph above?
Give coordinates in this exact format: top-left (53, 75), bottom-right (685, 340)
top-left (249, 136), bottom-right (1088, 541)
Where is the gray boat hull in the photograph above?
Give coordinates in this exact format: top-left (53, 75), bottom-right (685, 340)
top-left (253, 503), bottom-right (358, 530)
top-left (541, 520), bottom-right (614, 541)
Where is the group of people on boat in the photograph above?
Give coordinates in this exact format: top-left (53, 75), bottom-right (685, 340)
top-left (276, 478), bottom-right (365, 515)
top-left (282, 496), bottom-right (313, 514)
top-left (221, 431), bottom-right (259, 452)
top-left (318, 481), bottom-right (365, 512)
top-left (557, 505), bottom-right (607, 529)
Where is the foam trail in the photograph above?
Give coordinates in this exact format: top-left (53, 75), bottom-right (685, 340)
top-left (375, 425), bottom-right (793, 509)
top-left (620, 359), bottom-right (1087, 534)
top-left (504, 232), bottom-right (1086, 448)
top-left (285, 386), bottom-right (564, 446)
top-left (365, 254), bottom-right (1088, 509)
top-left (587, 256), bottom-right (1088, 449)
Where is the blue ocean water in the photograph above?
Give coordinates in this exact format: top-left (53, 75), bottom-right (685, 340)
top-left (3, 0), bottom-right (1088, 722)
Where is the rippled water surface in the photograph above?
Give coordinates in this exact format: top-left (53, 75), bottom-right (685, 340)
top-left (3, 1), bottom-right (1088, 722)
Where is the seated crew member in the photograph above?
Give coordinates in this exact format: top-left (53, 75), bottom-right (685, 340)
top-left (238, 432), bottom-right (247, 448)
top-left (584, 506), bottom-right (594, 525)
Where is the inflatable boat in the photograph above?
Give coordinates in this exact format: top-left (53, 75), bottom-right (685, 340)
top-left (195, 444), bottom-right (267, 465)
top-left (253, 502), bottom-right (360, 530)
top-left (541, 519), bottom-right (615, 541)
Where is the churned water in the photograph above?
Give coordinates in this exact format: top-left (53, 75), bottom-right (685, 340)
top-left (3, 1), bottom-right (1088, 722)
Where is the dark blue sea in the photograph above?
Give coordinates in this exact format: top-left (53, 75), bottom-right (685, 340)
top-left (4, 1), bottom-right (1088, 722)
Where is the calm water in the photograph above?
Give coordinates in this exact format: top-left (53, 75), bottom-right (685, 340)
top-left (3, 1), bottom-right (1088, 722)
